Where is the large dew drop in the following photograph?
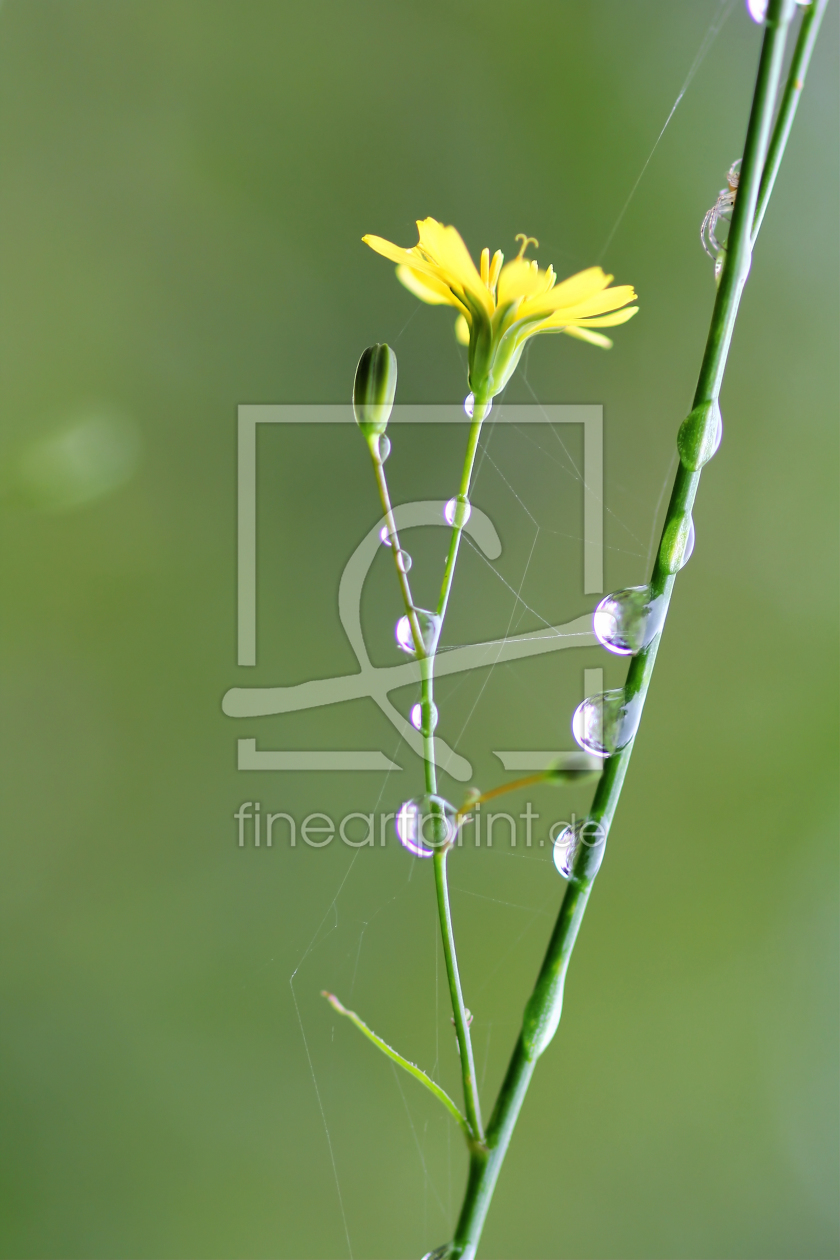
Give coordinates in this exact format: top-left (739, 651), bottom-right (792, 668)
top-left (444, 495), bottom-right (472, 529)
top-left (464, 394), bottom-right (492, 420)
top-left (379, 526), bottom-right (392, 547)
top-left (396, 795), bottom-right (458, 857)
top-left (395, 608), bottom-right (442, 656)
top-left (677, 401), bottom-right (723, 470)
top-left (395, 550), bottom-right (412, 573)
top-left (552, 817), bottom-right (607, 879)
top-left (659, 513), bottom-right (695, 574)
top-left (572, 688), bottom-right (643, 758)
top-left (410, 701), bottom-right (438, 732)
top-left (552, 822), bottom-right (580, 878)
top-left (593, 586), bottom-right (667, 656)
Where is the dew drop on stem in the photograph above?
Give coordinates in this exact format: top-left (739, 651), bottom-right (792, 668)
top-left (395, 609), bottom-right (442, 656)
top-left (396, 795), bottom-right (457, 857)
top-left (444, 495), bottom-right (472, 528)
top-left (464, 394), bottom-right (492, 420)
top-left (594, 586), bottom-right (667, 656)
top-left (572, 688), bottom-right (643, 758)
top-left (410, 701), bottom-right (438, 732)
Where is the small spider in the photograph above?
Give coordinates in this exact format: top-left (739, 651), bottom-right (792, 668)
top-left (701, 159), bottom-right (741, 267)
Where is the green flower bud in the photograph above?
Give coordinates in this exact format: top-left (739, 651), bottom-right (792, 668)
top-left (353, 343), bottom-right (397, 440)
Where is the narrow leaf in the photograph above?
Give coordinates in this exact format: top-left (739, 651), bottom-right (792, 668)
top-left (322, 991), bottom-right (472, 1140)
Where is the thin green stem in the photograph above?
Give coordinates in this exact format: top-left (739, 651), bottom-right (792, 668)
top-left (752, 0), bottom-right (828, 242)
top-left (433, 847), bottom-right (484, 1146)
top-left (322, 991), bottom-right (472, 1140)
top-left (455, 773), bottom-right (549, 825)
top-left (446, 3), bottom-right (813, 1255)
top-left (420, 657), bottom-right (438, 796)
top-left (437, 407), bottom-right (487, 623)
top-left (416, 397), bottom-right (492, 1150)
top-left (369, 444), bottom-right (427, 661)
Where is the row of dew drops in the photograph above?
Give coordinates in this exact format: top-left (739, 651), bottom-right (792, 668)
top-left (391, 398), bottom-right (722, 878)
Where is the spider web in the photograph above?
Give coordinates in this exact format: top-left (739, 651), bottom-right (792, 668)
top-left (284, 8), bottom-right (736, 1253)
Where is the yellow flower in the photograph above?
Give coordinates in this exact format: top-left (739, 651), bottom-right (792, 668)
top-left (362, 218), bottom-right (638, 404)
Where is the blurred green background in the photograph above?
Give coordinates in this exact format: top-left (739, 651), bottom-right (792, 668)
top-left (0, 2), bottom-right (837, 1257)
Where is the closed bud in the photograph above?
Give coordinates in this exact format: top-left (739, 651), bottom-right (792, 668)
top-left (353, 343), bottom-right (397, 440)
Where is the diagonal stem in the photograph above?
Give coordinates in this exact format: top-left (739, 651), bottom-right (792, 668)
top-left (445, 2), bottom-right (816, 1255)
top-left (752, 0), bottom-right (828, 241)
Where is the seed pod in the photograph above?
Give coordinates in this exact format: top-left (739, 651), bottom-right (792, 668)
top-left (353, 343), bottom-right (397, 440)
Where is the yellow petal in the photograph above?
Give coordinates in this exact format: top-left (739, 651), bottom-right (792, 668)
top-left (560, 326), bottom-right (613, 349)
top-left (519, 266), bottom-right (613, 318)
top-left (415, 218), bottom-right (492, 315)
top-left (563, 285), bottom-right (637, 318)
top-left (533, 303), bottom-right (636, 333)
top-left (396, 264), bottom-right (456, 306)
top-left (573, 306), bottom-right (639, 328)
top-left (496, 258), bottom-right (549, 305)
top-left (535, 286), bottom-right (637, 324)
top-left (454, 314), bottom-right (470, 345)
top-left (363, 234), bottom-right (447, 284)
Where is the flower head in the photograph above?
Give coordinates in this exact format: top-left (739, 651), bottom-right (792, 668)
top-left (362, 218), bottom-right (638, 403)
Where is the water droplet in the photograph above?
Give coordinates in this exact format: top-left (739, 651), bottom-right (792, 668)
top-left (552, 822), bottom-right (580, 878)
top-left (380, 526), bottom-right (393, 547)
top-left (464, 394), bottom-right (492, 420)
top-left (444, 495), bottom-right (472, 529)
top-left (396, 795), bottom-right (458, 857)
top-left (395, 608), bottom-right (442, 656)
top-left (410, 701), bottom-right (439, 732)
top-left (593, 586), bottom-right (667, 656)
top-left (746, 0), bottom-right (767, 22)
top-left (395, 616), bottom-right (413, 653)
top-left (376, 434), bottom-right (391, 463)
top-left (572, 688), bottom-right (643, 758)
top-left (658, 513), bottom-right (694, 575)
top-left (552, 817), bottom-right (607, 879)
top-left (395, 549), bottom-right (412, 573)
top-left (677, 401), bottom-right (722, 470)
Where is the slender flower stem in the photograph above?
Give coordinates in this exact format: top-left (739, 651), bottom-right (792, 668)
top-left (438, 406), bottom-right (488, 623)
top-left (423, 399), bottom-right (492, 1149)
top-left (446, 3), bottom-right (814, 1255)
top-left (366, 401), bottom-right (492, 1145)
top-left (433, 846), bottom-right (484, 1145)
top-left (369, 445), bottom-right (427, 662)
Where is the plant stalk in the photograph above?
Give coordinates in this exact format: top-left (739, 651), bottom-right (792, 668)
top-left (369, 445), bottom-right (427, 663)
top-left (446, 3), bottom-right (809, 1255)
top-left (438, 407), bottom-right (487, 623)
top-left (752, 0), bottom-right (828, 242)
top-left (423, 400), bottom-right (492, 1147)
